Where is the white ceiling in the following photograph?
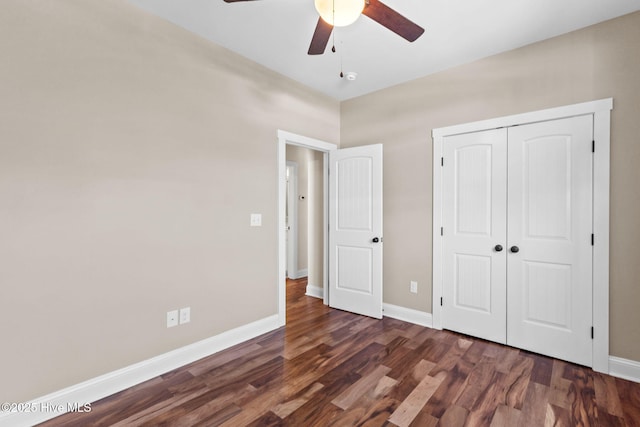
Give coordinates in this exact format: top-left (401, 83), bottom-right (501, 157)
top-left (128, 0), bottom-right (640, 101)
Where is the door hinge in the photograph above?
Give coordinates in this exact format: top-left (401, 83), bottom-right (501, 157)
top-left (440, 227), bottom-right (443, 236)
top-left (592, 140), bottom-right (595, 153)
top-left (441, 157), bottom-right (444, 167)
top-left (440, 297), bottom-right (443, 306)
top-left (591, 326), bottom-right (594, 339)
top-left (591, 234), bottom-right (594, 246)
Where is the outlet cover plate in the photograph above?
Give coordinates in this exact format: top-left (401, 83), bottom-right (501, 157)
top-left (167, 310), bottom-right (179, 328)
top-left (410, 281), bottom-right (418, 294)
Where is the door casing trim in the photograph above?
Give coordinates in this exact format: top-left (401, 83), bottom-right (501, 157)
top-left (432, 98), bottom-right (612, 373)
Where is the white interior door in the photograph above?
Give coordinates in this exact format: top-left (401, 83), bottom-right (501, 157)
top-left (329, 144), bottom-right (383, 319)
top-left (441, 128), bottom-right (508, 343)
top-left (507, 115), bottom-right (593, 366)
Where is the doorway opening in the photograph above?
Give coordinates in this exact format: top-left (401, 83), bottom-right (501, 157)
top-left (285, 148), bottom-right (323, 288)
top-left (277, 130), bottom-right (337, 326)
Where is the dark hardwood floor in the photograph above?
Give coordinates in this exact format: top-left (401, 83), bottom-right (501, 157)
top-left (41, 278), bottom-right (640, 426)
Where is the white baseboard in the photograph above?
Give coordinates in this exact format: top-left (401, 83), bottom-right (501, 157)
top-left (609, 356), bottom-right (640, 383)
top-left (305, 284), bottom-right (323, 299)
top-left (0, 314), bottom-right (281, 427)
top-left (383, 303), bottom-right (433, 328)
top-left (288, 269), bottom-right (308, 280)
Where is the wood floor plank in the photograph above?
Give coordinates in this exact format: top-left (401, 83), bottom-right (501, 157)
top-left (544, 403), bottom-right (571, 427)
top-left (329, 376), bottom-right (398, 426)
top-left (387, 359), bottom-right (437, 403)
top-left (594, 372), bottom-right (625, 418)
top-left (616, 377), bottom-right (640, 427)
top-left (494, 347), bottom-right (522, 374)
top-left (519, 381), bottom-right (550, 426)
top-left (455, 356), bottom-right (501, 410)
top-left (271, 381), bottom-right (324, 419)
top-left (186, 342), bottom-right (264, 377)
top-left (488, 404), bottom-right (521, 427)
top-left (436, 404), bottom-right (469, 427)
top-left (332, 365), bottom-right (392, 410)
top-left (39, 278), bottom-right (640, 427)
top-left (563, 363), bottom-right (598, 425)
top-left (499, 355), bottom-right (533, 409)
top-left (387, 371), bottom-right (445, 427)
top-left (523, 351), bottom-right (554, 387)
top-left (355, 395), bottom-right (401, 427)
top-left (419, 359), bottom-right (473, 419)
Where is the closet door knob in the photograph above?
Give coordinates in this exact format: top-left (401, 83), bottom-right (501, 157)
top-left (510, 246), bottom-right (520, 253)
top-left (494, 245), bottom-right (503, 252)
top-left (372, 237), bottom-right (380, 243)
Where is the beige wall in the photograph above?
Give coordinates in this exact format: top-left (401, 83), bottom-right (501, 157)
top-left (341, 12), bottom-right (640, 361)
top-left (0, 0), bottom-right (339, 402)
top-left (307, 150), bottom-right (324, 290)
top-left (286, 146), bottom-right (310, 274)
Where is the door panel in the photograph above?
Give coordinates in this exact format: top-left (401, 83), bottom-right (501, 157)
top-left (442, 128), bottom-right (507, 344)
top-left (524, 137), bottom-right (572, 240)
top-left (329, 144), bottom-right (383, 318)
top-left (507, 115), bottom-right (593, 366)
top-left (522, 261), bottom-right (572, 329)
top-left (336, 246), bottom-right (372, 293)
top-left (454, 254), bottom-right (492, 312)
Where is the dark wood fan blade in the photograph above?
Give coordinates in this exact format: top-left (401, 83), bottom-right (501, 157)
top-left (363, 0), bottom-right (424, 42)
top-left (308, 17), bottom-right (333, 55)
top-left (223, 0), bottom-right (259, 2)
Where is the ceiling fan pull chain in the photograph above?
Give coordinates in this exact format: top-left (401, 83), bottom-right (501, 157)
top-left (331, 0), bottom-right (336, 53)
top-left (339, 41), bottom-right (344, 78)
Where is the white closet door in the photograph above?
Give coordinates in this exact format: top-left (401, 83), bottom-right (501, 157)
top-left (442, 128), bottom-right (508, 343)
top-left (507, 115), bottom-right (593, 366)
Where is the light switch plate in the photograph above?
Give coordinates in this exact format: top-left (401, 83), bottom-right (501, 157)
top-left (250, 213), bottom-right (262, 227)
top-left (179, 307), bottom-right (191, 324)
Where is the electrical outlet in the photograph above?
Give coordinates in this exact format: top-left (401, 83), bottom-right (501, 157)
top-left (179, 307), bottom-right (191, 324)
top-left (410, 281), bottom-right (418, 294)
top-left (167, 310), bottom-right (178, 328)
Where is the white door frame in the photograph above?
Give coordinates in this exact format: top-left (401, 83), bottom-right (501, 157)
top-left (432, 98), bottom-right (612, 373)
top-left (286, 161), bottom-right (299, 279)
top-left (277, 130), bottom-right (337, 326)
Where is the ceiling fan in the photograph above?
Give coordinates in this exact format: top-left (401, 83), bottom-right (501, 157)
top-left (223, 0), bottom-right (425, 55)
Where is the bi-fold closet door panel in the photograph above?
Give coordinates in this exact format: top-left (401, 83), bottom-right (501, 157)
top-left (442, 115), bottom-right (594, 366)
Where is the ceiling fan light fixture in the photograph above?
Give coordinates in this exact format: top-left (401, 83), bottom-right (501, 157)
top-left (314, 0), bottom-right (365, 27)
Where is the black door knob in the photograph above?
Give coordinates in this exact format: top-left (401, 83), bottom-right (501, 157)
top-left (510, 246), bottom-right (520, 253)
top-left (494, 245), bottom-right (503, 252)
top-left (372, 237), bottom-right (380, 243)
